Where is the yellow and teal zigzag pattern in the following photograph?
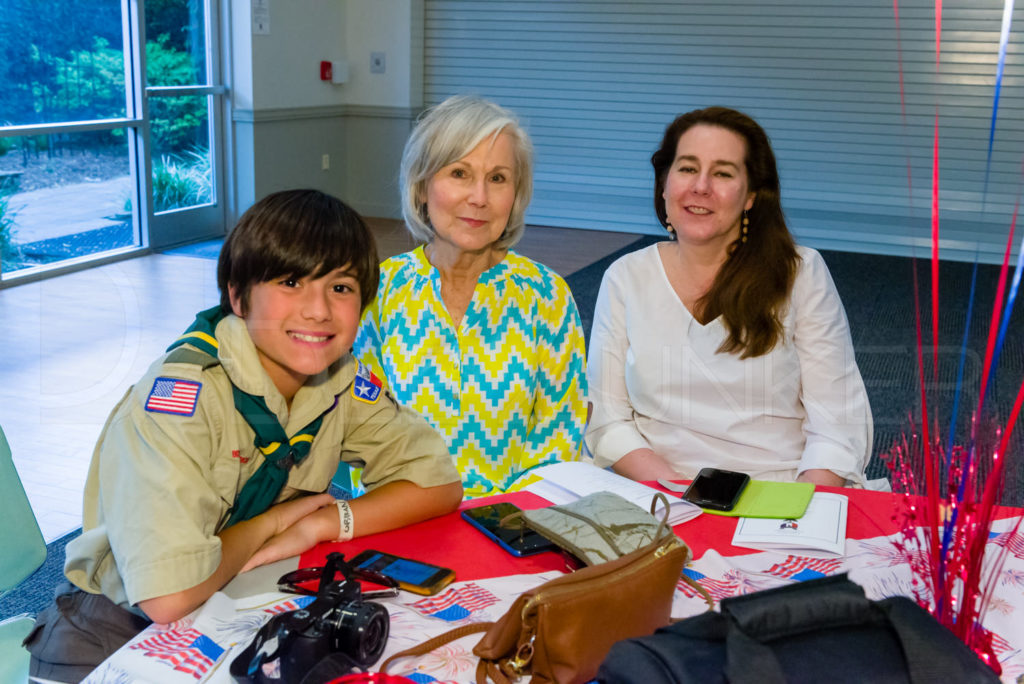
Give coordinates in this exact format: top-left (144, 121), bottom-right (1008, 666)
top-left (354, 247), bottom-right (588, 498)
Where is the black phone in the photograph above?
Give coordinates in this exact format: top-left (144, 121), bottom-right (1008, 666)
top-left (683, 468), bottom-right (751, 511)
top-left (461, 502), bottom-right (560, 557)
top-left (348, 549), bottom-right (455, 596)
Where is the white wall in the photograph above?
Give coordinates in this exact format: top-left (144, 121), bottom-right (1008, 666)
top-left (342, 0), bottom-right (422, 108)
top-left (228, 0), bottom-right (254, 111)
top-left (249, 0), bottom-right (347, 109)
top-left (229, 0), bottom-right (421, 112)
top-left (226, 0), bottom-right (422, 220)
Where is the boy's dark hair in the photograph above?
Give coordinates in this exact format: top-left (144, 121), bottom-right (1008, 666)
top-left (217, 189), bottom-right (380, 314)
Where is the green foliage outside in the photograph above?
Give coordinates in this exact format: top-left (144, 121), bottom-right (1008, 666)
top-left (42, 36), bottom-right (126, 125)
top-left (153, 148), bottom-right (212, 213)
top-left (1, 1), bottom-right (205, 153)
top-left (0, 1), bottom-right (211, 268)
top-left (147, 34), bottom-right (207, 152)
top-left (0, 191), bottom-right (21, 264)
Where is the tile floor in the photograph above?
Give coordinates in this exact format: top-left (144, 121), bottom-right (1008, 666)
top-left (1, 221), bottom-right (638, 541)
top-left (1, 253), bottom-right (220, 541)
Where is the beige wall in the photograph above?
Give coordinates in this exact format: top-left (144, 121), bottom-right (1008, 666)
top-left (228, 0), bottom-right (423, 223)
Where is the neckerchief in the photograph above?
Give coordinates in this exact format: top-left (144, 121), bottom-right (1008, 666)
top-left (167, 306), bottom-right (326, 527)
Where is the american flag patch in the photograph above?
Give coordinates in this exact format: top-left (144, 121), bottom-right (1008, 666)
top-left (408, 583), bottom-right (499, 622)
top-left (129, 628), bottom-right (224, 679)
top-left (145, 377), bottom-right (201, 416)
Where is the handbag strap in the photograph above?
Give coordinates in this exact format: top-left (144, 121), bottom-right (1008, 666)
top-left (675, 572), bottom-right (715, 611)
top-left (649, 491), bottom-right (671, 538)
top-left (477, 657), bottom-right (519, 684)
top-left (380, 622), bottom-right (492, 673)
top-left (649, 492), bottom-right (714, 611)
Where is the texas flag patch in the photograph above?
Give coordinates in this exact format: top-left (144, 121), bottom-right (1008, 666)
top-left (145, 377), bottom-right (201, 416)
top-left (352, 362), bottom-right (383, 404)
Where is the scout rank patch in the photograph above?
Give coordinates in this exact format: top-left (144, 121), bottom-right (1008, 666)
top-left (145, 377), bottom-right (202, 416)
top-left (352, 362), bottom-right (382, 404)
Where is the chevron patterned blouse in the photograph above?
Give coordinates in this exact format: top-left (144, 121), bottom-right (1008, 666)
top-left (354, 246), bottom-right (588, 497)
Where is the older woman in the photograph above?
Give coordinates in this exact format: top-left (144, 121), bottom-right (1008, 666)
top-left (586, 107), bottom-right (872, 487)
top-left (354, 95), bottom-right (588, 497)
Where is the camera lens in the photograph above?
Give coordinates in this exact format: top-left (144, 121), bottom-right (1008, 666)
top-left (328, 601), bottom-right (390, 668)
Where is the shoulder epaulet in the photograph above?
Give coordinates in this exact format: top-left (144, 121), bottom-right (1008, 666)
top-left (165, 347), bottom-right (220, 369)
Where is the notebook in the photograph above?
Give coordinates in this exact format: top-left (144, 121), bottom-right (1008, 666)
top-left (731, 491), bottom-right (849, 557)
top-left (703, 479), bottom-right (815, 519)
top-left (522, 461), bottom-right (703, 525)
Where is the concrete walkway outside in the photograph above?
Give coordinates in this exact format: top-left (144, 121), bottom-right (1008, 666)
top-left (7, 176), bottom-right (131, 244)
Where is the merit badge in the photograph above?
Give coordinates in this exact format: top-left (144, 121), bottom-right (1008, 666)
top-left (145, 377), bottom-right (201, 416)
top-left (352, 363), bottom-right (382, 404)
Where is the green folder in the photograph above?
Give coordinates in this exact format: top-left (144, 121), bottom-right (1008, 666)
top-left (703, 480), bottom-right (815, 518)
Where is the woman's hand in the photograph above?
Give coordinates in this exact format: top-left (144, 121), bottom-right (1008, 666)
top-left (796, 469), bottom-right (845, 487)
top-left (610, 448), bottom-right (679, 481)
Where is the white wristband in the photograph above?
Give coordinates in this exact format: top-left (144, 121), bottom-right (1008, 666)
top-left (335, 499), bottom-right (354, 542)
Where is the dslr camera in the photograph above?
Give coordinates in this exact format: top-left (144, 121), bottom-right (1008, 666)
top-left (231, 552), bottom-right (395, 684)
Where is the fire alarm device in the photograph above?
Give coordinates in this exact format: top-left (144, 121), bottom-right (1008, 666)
top-left (320, 61), bottom-right (332, 81)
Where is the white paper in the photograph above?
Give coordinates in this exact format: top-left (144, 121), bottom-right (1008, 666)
top-left (731, 491), bottom-right (848, 557)
top-left (85, 573), bottom-right (563, 684)
top-left (525, 461), bottom-right (702, 524)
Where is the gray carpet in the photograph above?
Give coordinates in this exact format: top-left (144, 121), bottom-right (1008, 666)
top-left (0, 528), bottom-right (80, 621)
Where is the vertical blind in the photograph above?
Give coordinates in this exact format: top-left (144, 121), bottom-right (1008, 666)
top-left (424, 1), bottom-right (1024, 262)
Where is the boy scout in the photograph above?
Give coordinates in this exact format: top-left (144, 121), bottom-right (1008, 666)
top-left (26, 190), bottom-right (463, 680)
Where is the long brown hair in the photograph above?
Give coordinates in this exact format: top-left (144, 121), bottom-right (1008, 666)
top-left (651, 107), bottom-right (799, 359)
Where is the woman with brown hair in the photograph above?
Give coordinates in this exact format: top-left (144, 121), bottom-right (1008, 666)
top-left (585, 107), bottom-right (872, 487)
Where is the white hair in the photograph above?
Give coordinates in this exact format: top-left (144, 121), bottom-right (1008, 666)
top-left (399, 95), bottom-right (534, 248)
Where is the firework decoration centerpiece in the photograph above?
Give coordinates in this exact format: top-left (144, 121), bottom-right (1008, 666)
top-left (882, 1), bottom-right (1024, 674)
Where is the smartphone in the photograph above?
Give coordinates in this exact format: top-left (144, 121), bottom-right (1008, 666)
top-left (461, 502), bottom-right (560, 557)
top-left (348, 549), bottom-right (455, 596)
top-left (683, 468), bottom-right (751, 511)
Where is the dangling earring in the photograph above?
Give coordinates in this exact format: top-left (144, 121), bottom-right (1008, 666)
top-left (741, 210), bottom-right (749, 243)
top-left (666, 222), bottom-right (675, 237)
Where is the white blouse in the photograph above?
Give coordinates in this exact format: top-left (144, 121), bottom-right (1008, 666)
top-left (585, 243), bottom-right (872, 485)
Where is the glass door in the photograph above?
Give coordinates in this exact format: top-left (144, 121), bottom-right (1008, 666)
top-left (0, 0), bottom-right (224, 283)
top-left (144, 0), bottom-right (226, 248)
top-left (0, 1), bottom-right (140, 281)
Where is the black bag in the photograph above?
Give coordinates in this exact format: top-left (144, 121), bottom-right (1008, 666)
top-left (597, 574), bottom-right (1000, 684)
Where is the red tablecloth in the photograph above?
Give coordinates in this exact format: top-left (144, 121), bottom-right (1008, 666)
top-left (299, 483), bottom-right (933, 582)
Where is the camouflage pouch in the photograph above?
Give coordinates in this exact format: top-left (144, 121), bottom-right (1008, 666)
top-left (519, 491), bottom-right (683, 566)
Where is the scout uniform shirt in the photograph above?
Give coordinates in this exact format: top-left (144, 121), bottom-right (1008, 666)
top-left (64, 314), bottom-right (459, 610)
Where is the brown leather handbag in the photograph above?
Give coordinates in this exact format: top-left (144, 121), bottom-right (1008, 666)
top-left (381, 532), bottom-right (694, 684)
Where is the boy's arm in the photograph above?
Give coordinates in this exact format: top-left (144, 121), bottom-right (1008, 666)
top-left (241, 479), bottom-right (463, 571)
top-left (242, 374), bottom-right (464, 571)
top-left (83, 363), bottom-right (335, 625)
top-left (138, 493), bottom-right (334, 623)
